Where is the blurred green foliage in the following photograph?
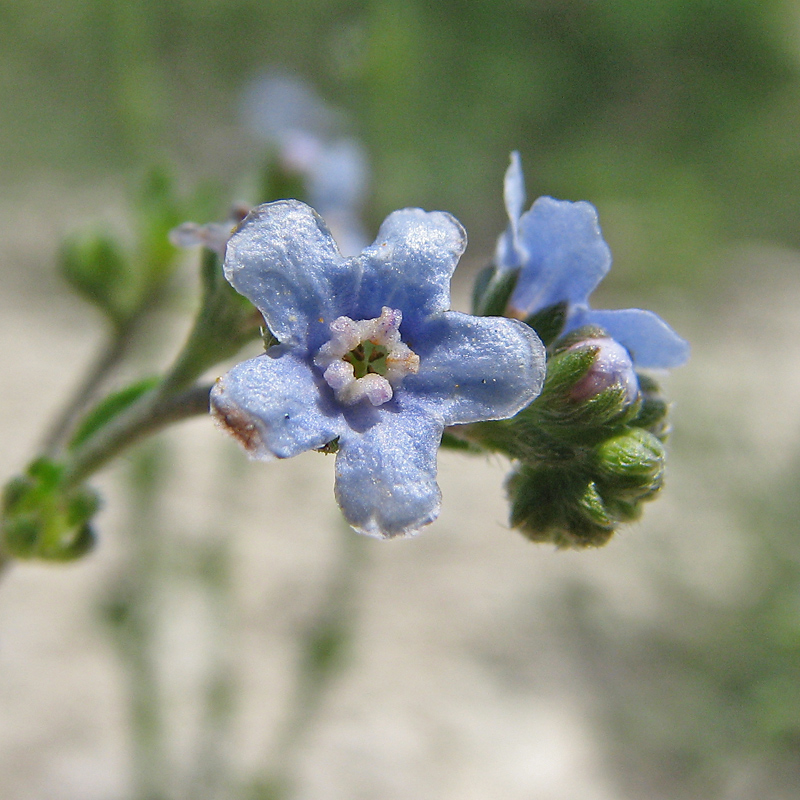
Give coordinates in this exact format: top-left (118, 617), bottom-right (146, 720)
top-left (2, 0), bottom-right (798, 294)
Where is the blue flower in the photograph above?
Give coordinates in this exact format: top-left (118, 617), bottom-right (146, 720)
top-left (211, 200), bottom-right (546, 538)
top-left (497, 152), bottom-right (689, 369)
top-left (240, 71), bottom-right (370, 256)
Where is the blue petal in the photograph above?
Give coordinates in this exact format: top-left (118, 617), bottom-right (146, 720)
top-left (572, 307), bottom-right (690, 369)
top-left (508, 197), bottom-right (611, 317)
top-left (224, 200), bottom-right (357, 351)
top-left (335, 409), bottom-right (443, 538)
top-left (353, 208), bottom-right (466, 334)
top-left (210, 349), bottom-right (343, 459)
top-left (504, 151), bottom-right (527, 233)
top-left (404, 312), bottom-right (546, 425)
top-left (495, 151), bottom-right (528, 272)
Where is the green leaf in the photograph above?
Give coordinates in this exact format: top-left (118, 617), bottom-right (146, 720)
top-left (69, 377), bottom-right (160, 450)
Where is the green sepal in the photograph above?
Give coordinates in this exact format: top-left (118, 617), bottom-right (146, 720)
top-left (439, 429), bottom-right (485, 453)
top-left (166, 248), bottom-right (263, 390)
top-left (472, 265), bottom-right (518, 317)
top-left (630, 373), bottom-right (670, 439)
top-left (523, 302), bottom-right (567, 348)
top-left (576, 480), bottom-right (614, 529)
top-left (2, 459), bottom-right (100, 561)
top-left (506, 464), bottom-right (615, 549)
top-left (315, 438), bottom-right (340, 455)
top-left (68, 376), bottom-right (161, 450)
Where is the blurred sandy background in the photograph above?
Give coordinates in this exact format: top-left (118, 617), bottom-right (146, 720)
top-left (3, 2), bottom-right (800, 798)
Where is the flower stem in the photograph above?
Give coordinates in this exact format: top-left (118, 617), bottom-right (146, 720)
top-left (61, 383), bottom-right (212, 489)
top-left (41, 325), bottom-right (134, 456)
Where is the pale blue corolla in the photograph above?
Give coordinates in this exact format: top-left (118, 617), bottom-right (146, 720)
top-left (497, 152), bottom-right (689, 369)
top-left (211, 200), bottom-right (546, 538)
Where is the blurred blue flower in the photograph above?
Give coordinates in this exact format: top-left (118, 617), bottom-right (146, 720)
top-left (169, 203), bottom-right (250, 258)
top-left (241, 71), bottom-right (369, 256)
top-left (497, 152), bottom-right (689, 369)
top-left (211, 200), bottom-right (546, 538)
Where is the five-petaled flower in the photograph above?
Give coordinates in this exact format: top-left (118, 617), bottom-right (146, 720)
top-left (211, 200), bottom-right (546, 538)
top-left (496, 152), bottom-right (689, 369)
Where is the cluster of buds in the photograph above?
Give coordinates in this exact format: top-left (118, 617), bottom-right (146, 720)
top-left (466, 280), bottom-right (673, 548)
top-left (504, 325), bottom-right (669, 549)
top-left (464, 152), bottom-right (686, 547)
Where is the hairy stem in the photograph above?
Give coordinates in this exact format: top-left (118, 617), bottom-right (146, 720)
top-left (41, 326), bottom-right (133, 455)
top-left (62, 384), bottom-right (212, 489)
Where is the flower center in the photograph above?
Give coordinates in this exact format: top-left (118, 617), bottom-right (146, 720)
top-left (343, 340), bottom-right (389, 379)
top-left (314, 307), bottom-right (420, 406)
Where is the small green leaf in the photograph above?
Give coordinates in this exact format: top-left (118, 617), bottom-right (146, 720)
top-left (69, 377), bottom-right (160, 450)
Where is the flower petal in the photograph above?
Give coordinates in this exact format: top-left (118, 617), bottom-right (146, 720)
top-left (495, 152), bottom-right (527, 272)
top-left (210, 349), bottom-right (343, 459)
top-left (335, 409), bottom-right (443, 538)
top-left (354, 208), bottom-right (467, 334)
top-left (504, 151), bottom-right (527, 234)
top-left (223, 200), bottom-right (357, 351)
top-left (404, 311), bottom-right (546, 425)
top-left (509, 196), bottom-right (611, 317)
top-left (572, 307), bottom-right (690, 369)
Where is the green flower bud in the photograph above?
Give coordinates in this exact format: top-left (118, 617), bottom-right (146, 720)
top-left (1, 459), bottom-right (100, 562)
top-left (507, 465), bottom-right (615, 549)
top-left (60, 233), bottom-right (132, 326)
top-left (594, 428), bottom-right (665, 501)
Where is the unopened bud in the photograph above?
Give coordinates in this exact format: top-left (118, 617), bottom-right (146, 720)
top-left (1, 460), bottom-right (99, 561)
top-left (594, 428), bottom-right (665, 501)
top-left (506, 465), bottom-right (615, 549)
top-left (60, 233), bottom-right (131, 325)
top-left (567, 337), bottom-right (638, 407)
top-left (533, 329), bottom-right (640, 431)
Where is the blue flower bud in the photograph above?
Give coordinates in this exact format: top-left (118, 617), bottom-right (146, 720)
top-left (567, 336), bottom-right (639, 408)
top-left (531, 328), bottom-right (641, 432)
